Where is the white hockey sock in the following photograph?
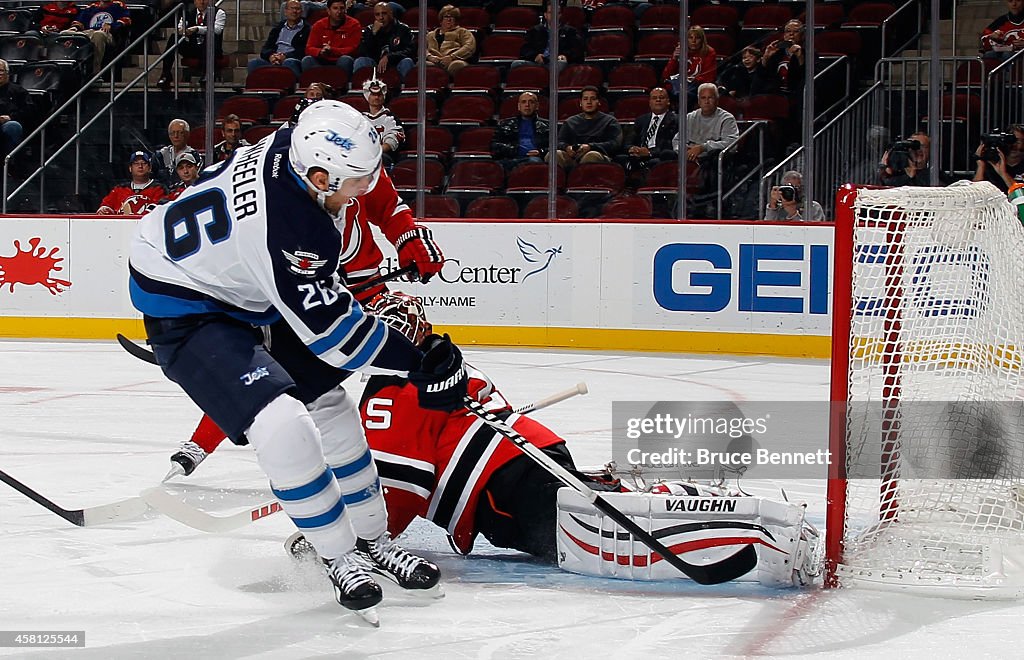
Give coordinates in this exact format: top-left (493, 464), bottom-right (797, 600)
top-left (307, 386), bottom-right (387, 540)
top-left (247, 394), bottom-right (356, 559)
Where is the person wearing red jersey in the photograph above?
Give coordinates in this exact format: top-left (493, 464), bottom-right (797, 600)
top-left (300, 0), bottom-right (361, 74)
top-left (96, 150), bottom-right (167, 214)
top-left (35, 1), bottom-right (80, 33)
top-left (163, 134), bottom-right (445, 478)
top-left (662, 26), bottom-right (717, 108)
top-left (980, 0), bottom-right (1024, 59)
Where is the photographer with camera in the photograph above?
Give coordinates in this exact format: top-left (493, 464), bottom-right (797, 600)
top-left (879, 131), bottom-right (950, 187)
top-left (764, 170), bottom-right (825, 222)
top-left (972, 125), bottom-right (1024, 193)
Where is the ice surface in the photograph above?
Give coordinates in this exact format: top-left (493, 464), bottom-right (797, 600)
top-left (1, 341), bottom-right (1021, 658)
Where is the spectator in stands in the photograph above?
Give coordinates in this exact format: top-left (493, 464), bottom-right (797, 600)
top-left (672, 83), bottom-right (739, 161)
top-left (63, 0), bottom-right (131, 76)
top-left (248, 0), bottom-right (309, 78)
top-left (513, 2), bottom-right (583, 73)
top-left (552, 85), bottom-right (622, 168)
top-left (304, 81), bottom-right (331, 99)
top-left (973, 124), bottom-right (1024, 192)
top-left (0, 60), bottom-right (27, 159)
top-left (362, 75), bottom-right (404, 168)
top-left (425, 5), bottom-right (475, 76)
top-left (760, 19), bottom-right (806, 98)
top-left (879, 131), bottom-right (950, 187)
top-left (156, 0), bottom-right (226, 89)
top-left (280, 0), bottom-right (401, 22)
top-left (353, 2), bottom-right (415, 80)
top-left (619, 87), bottom-right (677, 187)
top-left (764, 170), bottom-right (825, 222)
top-left (213, 114), bottom-right (249, 162)
top-left (662, 26), bottom-right (717, 109)
top-left (167, 151), bottom-right (201, 199)
top-left (672, 82), bottom-right (738, 214)
top-left (980, 0), bottom-right (1024, 60)
top-left (36, 1), bottom-right (80, 34)
top-left (717, 46), bottom-right (772, 100)
top-left (96, 150), bottom-right (166, 214)
top-left (301, 0), bottom-right (361, 73)
top-left (153, 118), bottom-right (202, 186)
top-left (492, 91), bottom-right (550, 171)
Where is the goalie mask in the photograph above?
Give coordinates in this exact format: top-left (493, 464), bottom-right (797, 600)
top-left (289, 100), bottom-right (382, 208)
top-left (365, 292), bottom-right (432, 346)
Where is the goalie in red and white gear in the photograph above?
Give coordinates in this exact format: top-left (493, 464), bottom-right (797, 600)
top-left (96, 151), bottom-right (167, 214)
top-left (283, 292), bottom-right (820, 586)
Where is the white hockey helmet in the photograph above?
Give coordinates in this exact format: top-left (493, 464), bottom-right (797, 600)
top-left (289, 100), bottom-right (382, 206)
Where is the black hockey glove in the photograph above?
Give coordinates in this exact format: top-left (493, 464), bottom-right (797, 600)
top-left (409, 334), bottom-right (467, 412)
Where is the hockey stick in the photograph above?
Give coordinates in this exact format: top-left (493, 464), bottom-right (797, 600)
top-left (0, 469), bottom-right (149, 527)
top-left (115, 265), bottom-right (421, 367)
top-left (463, 398), bottom-right (758, 585)
top-left (140, 487), bottom-right (282, 533)
top-left (513, 382), bottom-right (588, 414)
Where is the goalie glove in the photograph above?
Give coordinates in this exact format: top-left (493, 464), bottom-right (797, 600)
top-left (396, 226), bottom-right (444, 283)
top-left (408, 334), bottom-right (467, 412)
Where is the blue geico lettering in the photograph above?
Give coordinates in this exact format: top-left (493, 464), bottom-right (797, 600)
top-left (855, 243), bottom-right (989, 318)
top-left (653, 243), bottom-right (829, 314)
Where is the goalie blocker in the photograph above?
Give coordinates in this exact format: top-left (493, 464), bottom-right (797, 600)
top-left (556, 485), bottom-right (818, 586)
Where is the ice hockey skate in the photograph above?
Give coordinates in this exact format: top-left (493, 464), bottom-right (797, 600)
top-left (356, 532), bottom-right (443, 598)
top-left (326, 552), bottom-right (383, 627)
top-left (163, 441), bottom-right (208, 481)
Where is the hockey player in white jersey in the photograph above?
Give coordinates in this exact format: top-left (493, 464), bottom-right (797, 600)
top-left (129, 101), bottom-right (465, 625)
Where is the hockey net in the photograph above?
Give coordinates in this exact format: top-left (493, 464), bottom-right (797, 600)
top-left (826, 181), bottom-right (1024, 599)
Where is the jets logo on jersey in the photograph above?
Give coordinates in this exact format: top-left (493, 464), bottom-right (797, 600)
top-left (240, 366), bottom-right (270, 386)
top-left (283, 249), bottom-right (328, 277)
top-left (324, 131), bottom-right (355, 150)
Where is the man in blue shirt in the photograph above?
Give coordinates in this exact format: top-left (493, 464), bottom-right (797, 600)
top-left (248, 0), bottom-right (309, 77)
top-left (491, 92), bottom-right (550, 171)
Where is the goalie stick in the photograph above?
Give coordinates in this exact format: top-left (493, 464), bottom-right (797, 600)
top-left (463, 397), bottom-right (759, 585)
top-left (513, 382), bottom-right (588, 414)
top-left (115, 264), bottom-right (420, 366)
top-left (0, 468), bottom-right (149, 527)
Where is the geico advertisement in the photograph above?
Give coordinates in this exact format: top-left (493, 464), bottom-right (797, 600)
top-left (627, 223), bottom-right (835, 334)
top-left (373, 222), bottom-right (600, 327)
top-left (0, 216), bottom-right (136, 317)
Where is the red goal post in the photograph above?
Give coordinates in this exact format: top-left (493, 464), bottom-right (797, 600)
top-left (826, 181), bottom-right (1024, 599)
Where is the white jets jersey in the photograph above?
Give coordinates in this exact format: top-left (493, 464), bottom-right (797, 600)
top-left (128, 128), bottom-right (417, 374)
top-left (364, 108), bottom-right (405, 152)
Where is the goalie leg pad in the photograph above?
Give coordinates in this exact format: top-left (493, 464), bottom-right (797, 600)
top-left (556, 489), bottom-right (813, 586)
top-left (247, 394), bottom-right (355, 559)
top-left (306, 386), bottom-right (387, 541)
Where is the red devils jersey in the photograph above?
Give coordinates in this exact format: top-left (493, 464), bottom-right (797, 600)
top-left (98, 180), bottom-right (166, 214)
top-left (335, 168), bottom-right (416, 300)
top-left (981, 13), bottom-right (1024, 52)
top-left (360, 367), bottom-right (565, 553)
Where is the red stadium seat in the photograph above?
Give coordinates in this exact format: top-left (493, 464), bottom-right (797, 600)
top-left (403, 7), bottom-right (438, 33)
top-left (298, 66), bottom-right (348, 94)
top-left (414, 195), bottom-right (461, 218)
top-left (271, 94), bottom-right (303, 124)
top-left (493, 7), bottom-right (539, 33)
top-left (558, 64), bottom-right (603, 94)
top-left (584, 34), bottom-right (633, 64)
top-left (638, 5), bottom-right (681, 33)
top-left (452, 126), bottom-right (496, 159)
top-left (565, 162), bottom-right (625, 195)
top-left (589, 5), bottom-right (634, 34)
top-left (634, 33), bottom-right (678, 65)
top-left (606, 63), bottom-right (659, 96)
top-left (389, 95), bottom-right (438, 124)
top-left (402, 64), bottom-right (450, 96)
top-left (507, 162), bottom-right (566, 195)
top-left (478, 35), bottom-right (526, 64)
top-left (243, 125), bottom-right (277, 144)
top-left (465, 196), bottom-right (520, 218)
top-left (841, 2), bottom-right (896, 27)
top-left (187, 125), bottom-right (222, 150)
top-left (438, 94), bottom-right (495, 126)
top-left (600, 195), bottom-right (653, 218)
top-left (523, 194), bottom-right (578, 218)
top-left (692, 5), bottom-right (740, 33)
top-left (613, 95), bottom-right (651, 125)
top-left (504, 65), bottom-right (549, 94)
top-left (458, 7), bottom-right (491, 33)
top-left (451, 64), bottom-right (502, 95)
top-left (391, 159), bottom-right (445, 193)
top-left (798, 4), bottom-right (847, 30)
top-left (706, 33), bottom-right (736, 58)
top-left (216, 95), bottom-right (269, 125)
top-left (401, 125), bottom-right (453, 161)
top-left (445, 160), bottom-right (506, 194)
top-left (243, 66), bottom-right (296, 96)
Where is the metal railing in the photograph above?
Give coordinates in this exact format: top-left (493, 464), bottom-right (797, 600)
top-left (2, 0), bottom-right (240, 212)
top-left (715, 120), bottom-right (766, 220)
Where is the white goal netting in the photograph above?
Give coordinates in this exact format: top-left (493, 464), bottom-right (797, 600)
top-left (832, 181), bottom-right (1024, 599)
